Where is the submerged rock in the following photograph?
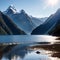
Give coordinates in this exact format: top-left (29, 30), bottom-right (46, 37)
top-left (36, 51), bottom-right (40, 54)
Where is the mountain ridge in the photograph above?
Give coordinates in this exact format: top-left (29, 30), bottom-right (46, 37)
top-left (31, 8), bottom-right (60, 36)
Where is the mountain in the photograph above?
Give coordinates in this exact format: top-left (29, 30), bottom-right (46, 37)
top-left (4, 5), bottom-right (46, 34)
top-left (30, 16), bottom-right (47, 27)
top-left (31, 8), bottom-right (60, 36)
top-left (48, 19), bottom-right (60, 36)
top-left (4, 6), bottom-right (35, 34)
top-left (0, 11), bottom-right (26, 35)
top-left (4, 5), bottom-right (17, 14)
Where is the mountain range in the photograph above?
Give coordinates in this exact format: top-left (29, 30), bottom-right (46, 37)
top-left (0, 5), bottom-right (60, 36)
top-left (3, 5), bottom-right (46, 35)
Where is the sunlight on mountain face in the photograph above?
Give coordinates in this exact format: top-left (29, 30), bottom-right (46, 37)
top-left (47, 0), bottom-right (58, 6)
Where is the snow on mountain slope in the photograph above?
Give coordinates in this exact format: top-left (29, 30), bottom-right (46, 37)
top-left (4, 5), bottom-right (17, 14)
top-left (4, 5), bottom-right (47, 34)
top-left (4, 6), bottom-right (37, 34)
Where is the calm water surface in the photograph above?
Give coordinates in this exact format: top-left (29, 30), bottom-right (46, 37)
top-left (0, 35), bottom-right (60, 60)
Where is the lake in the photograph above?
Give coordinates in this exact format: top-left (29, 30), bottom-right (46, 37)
top-left (0, 35), bottom-right (60, 60)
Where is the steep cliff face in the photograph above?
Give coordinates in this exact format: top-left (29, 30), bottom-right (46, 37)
top-left (49, 19), bottom-right (60, 36)
top-left (31, 9), bottom-right (60, 36)
top-left (0, 11), bottom-right (26, 35)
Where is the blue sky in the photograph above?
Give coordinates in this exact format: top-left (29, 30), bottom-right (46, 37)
top-left (0, 0), bottom-right (60, 17)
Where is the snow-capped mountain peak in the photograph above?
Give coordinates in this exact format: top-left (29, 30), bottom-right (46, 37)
top-left (5, 5), bottom-right (17, 14)
top-left (4, 5), bottom-right (46, 35)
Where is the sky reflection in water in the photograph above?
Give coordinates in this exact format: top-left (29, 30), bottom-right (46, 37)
top-left (0, 35), bottom-right (60, 60)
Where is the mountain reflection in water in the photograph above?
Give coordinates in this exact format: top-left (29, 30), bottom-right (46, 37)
top-left (0, 35), bottom-right (60, 60)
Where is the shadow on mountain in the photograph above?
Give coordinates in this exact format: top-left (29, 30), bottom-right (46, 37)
top-left (0, 11), bottom-right (26, 35)
top-left (31, 9), bottom-right (60, 36)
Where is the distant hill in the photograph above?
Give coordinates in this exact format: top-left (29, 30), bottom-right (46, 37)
top-left (30, 16), bottom-right (47, 27)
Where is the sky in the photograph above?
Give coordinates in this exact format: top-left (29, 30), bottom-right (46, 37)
top-left (0, 0), bottom-right (60, 18)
